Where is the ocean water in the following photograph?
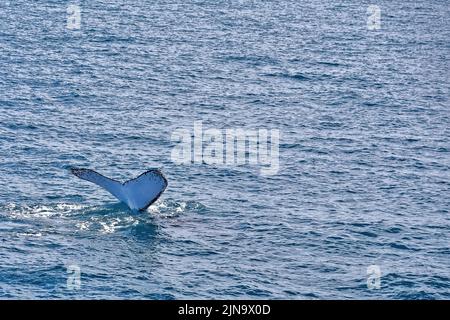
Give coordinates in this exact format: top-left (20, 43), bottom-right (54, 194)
top-left (0, 0), bottom-right (449, 299)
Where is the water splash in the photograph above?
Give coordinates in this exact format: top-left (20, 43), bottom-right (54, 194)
top-left (0, 200), bottom-right (206, 235)
top-left (0, 202), bottom-right (89, 219)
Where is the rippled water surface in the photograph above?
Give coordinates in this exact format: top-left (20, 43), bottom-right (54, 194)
top-left (0, 1), bottom-right (449, 299)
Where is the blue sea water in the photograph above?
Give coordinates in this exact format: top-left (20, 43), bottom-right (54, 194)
top-left (0, 0), bottom-right (449, 299)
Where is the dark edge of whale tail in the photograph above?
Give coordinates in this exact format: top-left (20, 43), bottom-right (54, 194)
top-left (138, 169), bottom-right (168, 212)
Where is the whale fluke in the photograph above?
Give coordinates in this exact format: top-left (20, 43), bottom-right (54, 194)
top-left (71, 168), bottom-right (168, 211)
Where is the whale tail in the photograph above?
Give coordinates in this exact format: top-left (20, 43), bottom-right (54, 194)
top-left (71, 168), bottom-right (168, 211)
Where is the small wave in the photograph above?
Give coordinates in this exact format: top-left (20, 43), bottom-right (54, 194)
top-left (263, 72), bottom-right (311, 81)
top-left (15, 231), bottom-right (43, 237)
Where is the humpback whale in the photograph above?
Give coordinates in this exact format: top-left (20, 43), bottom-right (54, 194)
top-left (71, 168), bottom-right (168, 211)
